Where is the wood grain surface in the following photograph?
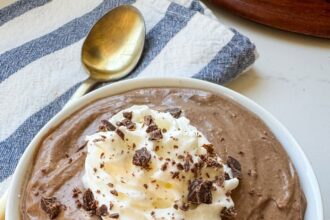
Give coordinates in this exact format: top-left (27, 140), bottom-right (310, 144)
top-left (210, 0), bottom-right (330, 38)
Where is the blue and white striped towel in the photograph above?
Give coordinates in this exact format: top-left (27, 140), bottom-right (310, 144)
top-left (0, 0), bottom-right (257, 193)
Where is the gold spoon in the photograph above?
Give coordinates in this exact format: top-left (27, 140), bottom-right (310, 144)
top-left (0, 5), bottom-right (145, 219)
top-left (70, 4), bottom-right (145, 101)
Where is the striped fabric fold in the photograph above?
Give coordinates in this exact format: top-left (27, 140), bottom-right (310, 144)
top-left (0, 0), bottom-right (257, 193)
top-left (0, 0), bottom-right (51, 26)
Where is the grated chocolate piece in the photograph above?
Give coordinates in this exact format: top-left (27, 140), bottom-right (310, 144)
top-left (165, 108), bottom-right (182, 118)
top-left (161, 162), bottom-right (168, 171)
top-left (76, 141), bottom-right (87, 152)
top-left (133, 147), bottom-right (151, 168)
top-left (202, 144), bottom-right (215, 155)
top-left (40, 196), bottom-right (62, 219)
top-left (116, 128), bottom-right (125, 140)
top-left (117, 118), bottom-right (136, 130)
top-left (227, 156), bottom-right (242, 179)
top-left (83, 189), bottom-right (97, 211)
top-left (75, 199), bottom-right (82, 209)
top-left (149, 129), bottom-right (163, 141)
top-left (72, 187), bottom-right (81, 198)
top-left (183, 159), bottom-right (190, 172)
top-left (177, 163), bottom-right (184, 170)
top-left (109, 213), bottom-right (120, 218)
top-left (123, 111), bottom-right (132, 120)
top-left (144, 115), bottom-right (154, 126)
top-left (187, 178), bottom-right (213, 205)
top-left (172, 172), bottom-right (180, 179)
top-left (110, 190), bottom-right (118, 196)
top-left (220, 207), bottom-right (237, 219)
top-left (99, 120), bottom-right (116, 132)
top-left (206, 157), bottom-right (222, 168)
top-left (146, 124), bottom-right (158, 133)
top-left (97, 204), bottom-right (108, 216)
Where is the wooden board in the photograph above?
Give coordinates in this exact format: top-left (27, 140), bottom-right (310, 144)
top-left (210, 0), bottom-right (330, 38)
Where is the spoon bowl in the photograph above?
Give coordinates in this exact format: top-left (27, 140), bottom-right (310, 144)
top-left (67, 5), bottom-right (145, 102)
top-left (82, 5), bottom-right (145, 81)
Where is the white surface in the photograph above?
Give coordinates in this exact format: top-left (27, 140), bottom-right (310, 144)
top-left (8, 78), bottom-right (322, 220)
top-left (204, 2), bottom-right (330, 218)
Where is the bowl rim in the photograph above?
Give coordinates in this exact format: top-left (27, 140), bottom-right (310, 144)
top-left (8, 77), bottom-right (323, 219)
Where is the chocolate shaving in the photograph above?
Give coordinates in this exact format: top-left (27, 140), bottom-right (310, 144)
top-left (227, 156), bottom-right (242, 179)
top-left (172, 172), bottom-right (180, 179)
top-left (72, 187), bottom-right (81, 198)
top-left (183, 160), bottom-right (190, 172)
top-left (133, 147), bottom-right (151, 168)
top-left (117, 118), bottom-right (136, 130)
top-left (83, 189), bottom-right (97, 211)
top-left (149, 129), bottom-right (163, 141)
top-left (109, 213), bottom-right (120, 218)
top-left (165, 108), bottom-right (182, 118)
top-left (177, 163), bottom-right (184, 170)
top-left (206, 157), bottom-right (222, 168)
top-left (178, 155), bottom-right (184, 160)
top-left (161, 162), bottom-right (168, 171)
top-left (187, 178), bottom-right (213, 205)
top-left (76, 141), bottom-right (87, 153)
top-left (75, 199), bottom-right (82, 209)
top-left (146, 124), bottom-right (158, 133)
top-left (99, 120), bottom-right (116, 132)
top-left (110, 189), bottom-right (118, 196)
top-left (220, 207), bottom-right (237, 219)
top-left (144, 115), bottom-right (154, 126)
top-left (110, 190), bottom-right (118, 196)
top-left (123, 111), bottom-right (132, 120)
top-left (116, 128), bottom-right (125, 140)
top-left (190, 166), bottom-right (199, 178)
top-left (40, 196), bottom-right (62, 219)
top-left (202, 144), bottom-right (215, 155)
top-left (97, 204), bottom-right (108, 216)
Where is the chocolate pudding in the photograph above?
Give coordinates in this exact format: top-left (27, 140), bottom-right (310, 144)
top-left (21, 88), bottom-right (306, 219)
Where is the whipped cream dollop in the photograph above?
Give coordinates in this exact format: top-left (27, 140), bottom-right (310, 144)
top-left (83, 105), bottom-right (239, 219)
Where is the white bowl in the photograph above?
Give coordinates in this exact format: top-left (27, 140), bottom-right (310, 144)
top-left (8, 77), bottom-right (323, 219)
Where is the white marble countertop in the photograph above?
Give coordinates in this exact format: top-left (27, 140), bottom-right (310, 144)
top-left (205, 2), bottom-right (330, 218)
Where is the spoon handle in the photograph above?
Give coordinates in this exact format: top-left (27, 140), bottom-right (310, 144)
top-left (0, 191), bottom-right (7, 220)
top-left (63, 78), bottom-right (97, 109)
top-left (71, 78), bottom-right (97, 100)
